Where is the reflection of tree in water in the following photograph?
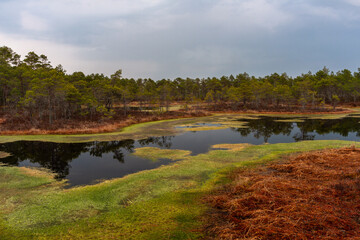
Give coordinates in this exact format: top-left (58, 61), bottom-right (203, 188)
top-left (232, 116), bottom-right (360, 143)
top-left (293, 121), bottom-right (316, 142)
top-left (295, 117), bottom-right (360, 137)
top-left (138, 136), bottom-right (174, 148)
top-left (232, 117), bottom-right (293, 143)
top-left (293, 132), bottom-right (315, 142)
top-left (0, 141), bottom-right (90, 179)
top-left (89, 140), bottom-right (135, 163)
top-left (0, 136), bottom-right (174, 180)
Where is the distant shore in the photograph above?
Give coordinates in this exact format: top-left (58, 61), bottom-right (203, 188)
top-left (0, 105), bottom-right (356, 135)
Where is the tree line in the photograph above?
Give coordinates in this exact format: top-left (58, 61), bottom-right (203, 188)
top-left (1, 45), bottom-right (360, 124)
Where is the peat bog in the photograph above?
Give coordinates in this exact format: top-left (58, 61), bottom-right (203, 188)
top-left (1, 114), bottom-right (360, 186)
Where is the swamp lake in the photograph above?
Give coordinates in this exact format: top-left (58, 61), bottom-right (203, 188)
top-left (1, 114), bottom-right (360, 187)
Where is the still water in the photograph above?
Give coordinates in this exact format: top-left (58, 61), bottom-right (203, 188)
top-left (1, 115), bottom-right (359, 187)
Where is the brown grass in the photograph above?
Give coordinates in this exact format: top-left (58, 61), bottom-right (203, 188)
top-left (19, 167), bottom-right (53, 178)
top-left (205, 147), bottom-right (360, 240)
top-left (0, 102), bottom-right (355, 135)
top-left (0, 151), bottom-right (10, 158)
top-left (212, 144), bottom-right (252, 152)
top-left (207, 105), bottom-right (354, 115)
top-left (0, 111), bottom-right (206, 135)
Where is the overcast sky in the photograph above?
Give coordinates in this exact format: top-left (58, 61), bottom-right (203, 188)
top-left (0, 0), bottom-right (360, 79)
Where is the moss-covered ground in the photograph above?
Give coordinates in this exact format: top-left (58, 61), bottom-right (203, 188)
top-left (133, 147), bottom-right (191, 161)
top-left (0, 140), bottom-right (357, 239)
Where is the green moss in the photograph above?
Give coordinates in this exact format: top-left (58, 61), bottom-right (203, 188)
top-left (213, 121), bottom-right (248, 129)
top-left (0, 140), bottom-right (357, 239)
top-left (133, 147), bottom-right (191, 161)
top-left (0, 166), bottom-right (62, 218)
top-left (0, 167), bottom-right (55, 189)
top-left (177, 118), bottom-right (248, 132)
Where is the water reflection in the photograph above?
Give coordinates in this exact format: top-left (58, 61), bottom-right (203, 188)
top-left (89, 140), bottom-right (135, 163)
top-left (234, 117), bottom-right (293, 143)
top-left (0, 136), bottom-right (174, 183)
top-left (138, 136), bottom-right (174, 148)
top-left (0, 141), bottom-right (88, 179)
top-left (233, 116), bottom-right (360, 143)
top-left (295, 117), bottom-right (360, 137)
top-left (0, 116), bottom-right (359, 186)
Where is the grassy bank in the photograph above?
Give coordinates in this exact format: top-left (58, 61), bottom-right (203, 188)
top-left (0, 140), bottom-right (357, 239)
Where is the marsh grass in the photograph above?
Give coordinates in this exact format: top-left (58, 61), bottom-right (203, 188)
top-left (0, 116), bottom-right (214, 144)
top-left (133, 147), bottom-right (191, 161)
top-left (0, 140), bottom-right (357, 239)
top-left (0, 166), bottom-right (62, 218)
top-left (206, 147), bottom-right (360, 239)
top-left (211, 143), bottom-right (252, 151)
top-left (0, 119), bottom-right (181, 143)
top-left (0, 111), bottom-right (358, 144)
top-left (0, 151), bottom-right (10, 158)
top-left (178, 118), bottom-right (248, 132)
top-left (1, 112), bottom-right (360, 239)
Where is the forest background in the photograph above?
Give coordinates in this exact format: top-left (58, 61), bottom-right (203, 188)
top-left (1, 46), bottom-right (359, 131)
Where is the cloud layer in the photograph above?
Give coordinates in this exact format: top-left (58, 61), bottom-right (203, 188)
top-left (0, 0), bottom-right (359, 79)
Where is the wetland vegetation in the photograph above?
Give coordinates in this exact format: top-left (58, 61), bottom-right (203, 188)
top-left (0, 140), bottom-right (357, 239)
top-left (0, 111), bottom-right (359, 239)
top-left (1, 114), bottom-right (360, 186)
top-left (1, 46), bottom-right (360, 239)
top-left (206, 147), bottom-right (360, 239)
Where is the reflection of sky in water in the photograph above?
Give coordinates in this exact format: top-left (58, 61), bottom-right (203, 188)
top-left (66, 152), bottom-right (173, 187)
top-left (1, 116), bottom-right (360, 187)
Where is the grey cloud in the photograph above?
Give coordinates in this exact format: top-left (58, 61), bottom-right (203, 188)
top-left (0, 0), bottom-right (360, 79)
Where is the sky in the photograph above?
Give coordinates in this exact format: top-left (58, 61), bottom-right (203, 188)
top-left (0, 0), bottom-right (360, 79)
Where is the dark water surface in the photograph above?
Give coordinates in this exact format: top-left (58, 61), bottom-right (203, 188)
top-left (1, 115), bottom-right (360, 187)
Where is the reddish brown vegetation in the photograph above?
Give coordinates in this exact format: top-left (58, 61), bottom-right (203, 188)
top-left (0, 110), bottom-right (206, 135)
top-left (0, 103), bottom-right (354, 135)
top-left (206, 102), bottom-right (351, 114)
top-left (205, 148), bottom-right (360, 239)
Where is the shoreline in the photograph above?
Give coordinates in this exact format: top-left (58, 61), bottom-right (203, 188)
top-left (0, 107), bottom-right (356, 136)
top-left (0, 141), bottom-right (356, 239)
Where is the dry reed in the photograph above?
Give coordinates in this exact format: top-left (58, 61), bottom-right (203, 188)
top-left (205, 147), bottom-right (360, 240)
